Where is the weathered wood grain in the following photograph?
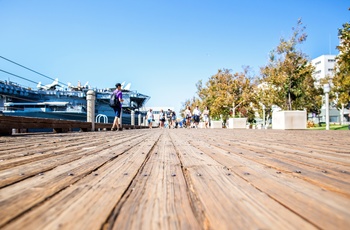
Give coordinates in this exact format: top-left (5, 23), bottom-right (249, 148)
top-left (107, 131), bottom-right (200, 230)
top-left (0, 128), bottom-right (349, 230)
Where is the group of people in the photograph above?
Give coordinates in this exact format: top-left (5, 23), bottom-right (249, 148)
top-left (144, 106), bottom-right (211, 129)
top-left (157, 109), bottom-right (177, 129)
top-left (110, 83), bottom-right (210, 130)
top-left (184, 105), bottom-right (210, 128)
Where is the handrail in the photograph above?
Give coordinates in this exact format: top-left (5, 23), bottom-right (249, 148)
top-left (96, 114), bottom-right (108, 123)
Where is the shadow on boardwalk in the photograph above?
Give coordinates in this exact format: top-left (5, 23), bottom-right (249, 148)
top-left (0, 129), bottom-right (349, 229)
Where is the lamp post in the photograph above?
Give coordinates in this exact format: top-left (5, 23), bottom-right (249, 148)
top-left (324, 84), bottom-right (330, 130)
top-left (262, 104), bottom-right (266, 129)
top-left (232, 102), bottom-right (235, 118)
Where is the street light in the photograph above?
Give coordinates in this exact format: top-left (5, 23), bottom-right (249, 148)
top-left (324, 84), bottom-right (330, 130)
top-left (262, 104), bottom-right (266, 129)
top-left (259, 102), bottom-right (266, 129)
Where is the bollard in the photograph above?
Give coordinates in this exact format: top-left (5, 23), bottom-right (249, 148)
top-left (87, 90), bottom-right (96, 131)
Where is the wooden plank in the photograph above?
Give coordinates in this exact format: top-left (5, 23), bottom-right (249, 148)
top-left (0, 132), bottom-right (146, 171)
top-left (0, 130), bottom-right (149, 227)
top-left (108, 130), bottom-right (201, 230)
top-left (173, 129), bottom-right (350, 229)
top-left (1, 131), bottom-right (161, 230)
top-left (195, 137), bottom-right (350, 198)
top-left (168, 130), bottom-right (317, 229)
top-left (0, 129), bottom-right (349, 229)
top-left (0, 132), bottom-right (142, 188)
top-left (203, 130), bottom-right (350, 196)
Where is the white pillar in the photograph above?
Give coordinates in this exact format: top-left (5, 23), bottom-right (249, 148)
top-left (341, 104), bottom-right (344, 125)
top-left (262, 104), bottom-right (266, 129)
top-left (324, 84), bottom-right (330, 130)
top-left (326, 93), bottom-right (329, 130)
top-left (138, 114), bottom-right (142, 126)
top-left (131, 110), bottom-right (135, 126)
top-left (86, 90), bottom-right (96, 131)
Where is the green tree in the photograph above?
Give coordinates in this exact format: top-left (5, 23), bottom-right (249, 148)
top-left (260, 19), bottom-right (321, 112)
top-left (196, 68), bottom-right (256, 121)
top-left (332, 22), bottom-right (350, 109)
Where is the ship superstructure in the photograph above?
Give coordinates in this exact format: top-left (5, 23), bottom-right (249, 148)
top-left (0, 80), bottom-right (149, 125)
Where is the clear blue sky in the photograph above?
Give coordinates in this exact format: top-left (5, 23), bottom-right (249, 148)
top-left (0, 0), bottom-right (348, 113)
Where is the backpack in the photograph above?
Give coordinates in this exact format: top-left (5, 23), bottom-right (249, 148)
top-left (109, 92), bottom-right (120, 108)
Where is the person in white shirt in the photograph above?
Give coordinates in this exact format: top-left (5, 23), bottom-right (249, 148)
top-left (192, 106), bottom-right (201, 129)
top-left (184, 106), bottom-right (192, 128)
top-left (146, 109), bottom-right (154, 129)
top-left (202, 106), bottom-right (210, 128)
top-left (159, 109), bottom-right (166, 129)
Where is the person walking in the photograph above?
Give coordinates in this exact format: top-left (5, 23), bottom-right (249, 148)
top-left (202, 106), bottom-right (210, 128)
top-left (111, 83), bottom-right (124, 131)
top-left (171, 111), bottom-right (177, 128)
top-left (146, 108), bottom-right (154, 129)
top-left (166, 109), bottom-right (172, 129)
top-left (184, 106), bottom-right (192, 128)
top-left (159, 109), bottom-right (165, 129)
top-left (193, 106), bottom-right (201, 129)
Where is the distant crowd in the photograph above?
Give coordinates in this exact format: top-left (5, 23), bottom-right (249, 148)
top-left (146, 106), bottom-right (210, 129)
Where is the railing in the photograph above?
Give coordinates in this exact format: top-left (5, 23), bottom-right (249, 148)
top-left (0, 115), bottom-right (147, 135)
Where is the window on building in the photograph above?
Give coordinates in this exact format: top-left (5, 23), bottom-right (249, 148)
top-left (315, 61), bottom-right (321, 65)
top-left (328, 68), bottom-right (334, 72)
top-left (328, 59), bottom-right (335, 62)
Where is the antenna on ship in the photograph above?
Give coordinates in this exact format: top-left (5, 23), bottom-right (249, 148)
top-left (124, 83), bottom-right (131, 90)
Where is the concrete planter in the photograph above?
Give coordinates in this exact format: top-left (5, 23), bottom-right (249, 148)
top-left (228, 118), bottom-right (247, 129)
top-left (210, 121), bottom-right (222, 128)
top-left (272, 110), bottom-right (307, 129)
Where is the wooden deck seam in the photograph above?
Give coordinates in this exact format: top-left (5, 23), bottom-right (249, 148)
top-left (103, 132), bottom-right (163, 230)
top-left (168, 131), bottom-right (209, 230)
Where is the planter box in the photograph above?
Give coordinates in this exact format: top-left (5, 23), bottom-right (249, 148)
top-left (228, 118), bottom-right (247, 129)
top-left (272, 110), bottom-right (307, 130)
top-left (210, 121), bottom-right (222, 128)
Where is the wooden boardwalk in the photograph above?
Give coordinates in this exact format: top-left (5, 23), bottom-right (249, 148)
top-left (0, 129), bottom-right (349, 230)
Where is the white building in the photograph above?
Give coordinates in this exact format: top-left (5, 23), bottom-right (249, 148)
top-left (311, 54), bottom-right (349, 124)
top-left (311, 55), bottom-right (336, 86)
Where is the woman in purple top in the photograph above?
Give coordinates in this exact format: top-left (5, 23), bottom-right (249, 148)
top-left (111, 83), bottom-right (124, 131)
